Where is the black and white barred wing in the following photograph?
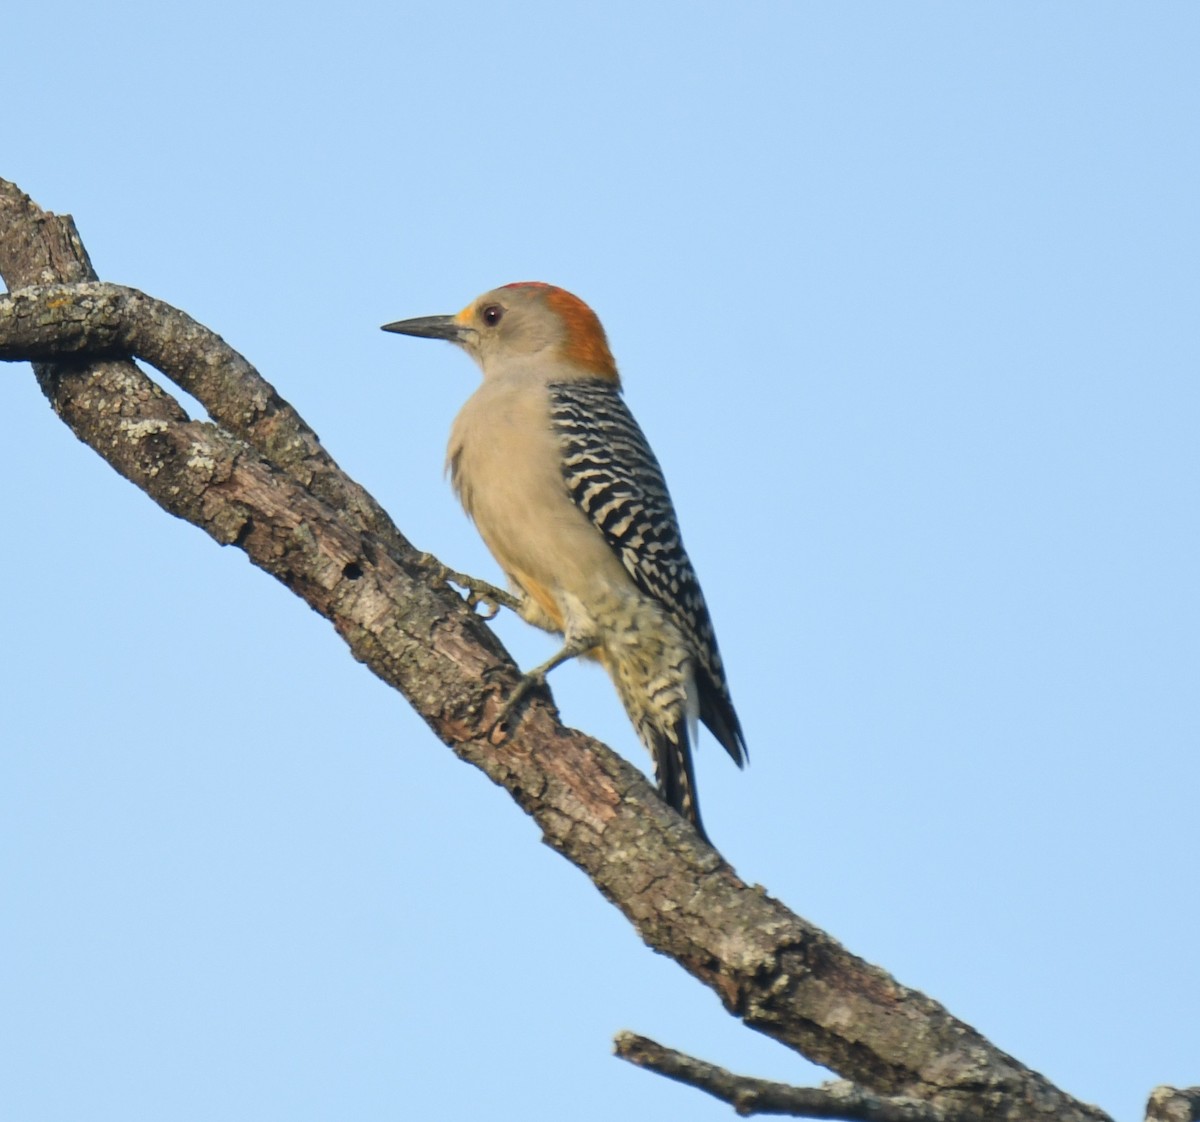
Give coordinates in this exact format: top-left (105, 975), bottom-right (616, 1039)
top-left (549, 379), bottom-right (746, 765)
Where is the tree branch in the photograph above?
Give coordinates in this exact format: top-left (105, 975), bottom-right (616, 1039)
top-left (1147, 1087), bottom-right (1200, 1122)
top-left (614, 1032), bottom-right (946, 1120)
top-left (0, 176), bottom-right (1139, 1122)
top-left (0, 278), bottom-right (416, 562)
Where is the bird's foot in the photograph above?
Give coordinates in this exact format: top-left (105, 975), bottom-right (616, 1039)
top-left (486, 634), bottom-right (600, 738)
top-left (488, 668), bottom-right (551, 737)
top-left (417, 553), bottom-right (520, 620)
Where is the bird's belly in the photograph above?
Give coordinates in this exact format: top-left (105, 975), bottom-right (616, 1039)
top-left (450, 400), bottom-right (630, 620)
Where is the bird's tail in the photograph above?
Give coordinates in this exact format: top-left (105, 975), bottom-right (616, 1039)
top-left (604, 640), bottom-right (711, 843)
top-left (592, 614), bottom-right (710, 844)
top-left (646, 717), bottom-right (709, 844)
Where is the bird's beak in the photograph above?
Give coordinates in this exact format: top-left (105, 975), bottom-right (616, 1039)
top-left (380, 314), bottom-right (469, 344)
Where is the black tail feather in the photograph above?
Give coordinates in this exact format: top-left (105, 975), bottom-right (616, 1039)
top-left (699, 675), bottom-right (748, 769)
top-left (650, 719), bottom-right (710, 845)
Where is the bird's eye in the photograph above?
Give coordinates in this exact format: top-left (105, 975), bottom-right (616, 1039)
top-left (481, 304), bottom-right (505, 327)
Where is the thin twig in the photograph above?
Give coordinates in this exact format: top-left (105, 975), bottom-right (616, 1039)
top-left (614, 1033), bottom-right (945, 1121)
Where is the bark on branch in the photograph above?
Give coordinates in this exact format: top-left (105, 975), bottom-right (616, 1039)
top-left (1146, 1087), bottom-right (1200, 1122)
top-left (0, 176), bottom-right (1169, 1122)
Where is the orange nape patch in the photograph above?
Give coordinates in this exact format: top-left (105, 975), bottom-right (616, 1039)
top-left (504, 282), bottom-right (620, 382)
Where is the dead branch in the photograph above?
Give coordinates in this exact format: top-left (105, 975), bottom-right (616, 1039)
top-left (0, 176), bottom-right (1155, 1122)
top-left (615, 1032), bottom-right (946, 1120)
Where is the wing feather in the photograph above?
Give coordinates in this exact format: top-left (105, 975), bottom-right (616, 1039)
top-left (549, 380), bottom-right (747, 766)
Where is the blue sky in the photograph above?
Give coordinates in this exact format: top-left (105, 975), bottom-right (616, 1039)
top-left (3, 5), bottom-right (1197, 1121)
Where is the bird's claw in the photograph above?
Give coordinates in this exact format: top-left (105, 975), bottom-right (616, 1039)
top-left (487, 670), bottom-right (548, 739)
top-left (465, 588), bottom-right (503, 620)
top-left (417, 553), bottom-right (519, 618)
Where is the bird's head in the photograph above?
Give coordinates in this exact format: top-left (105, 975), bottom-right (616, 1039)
top-left (382, 282), bottom-right (619, 383)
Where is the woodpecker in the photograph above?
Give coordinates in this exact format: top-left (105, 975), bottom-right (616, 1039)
top-left (382, 283), bottom-right (746, 842)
